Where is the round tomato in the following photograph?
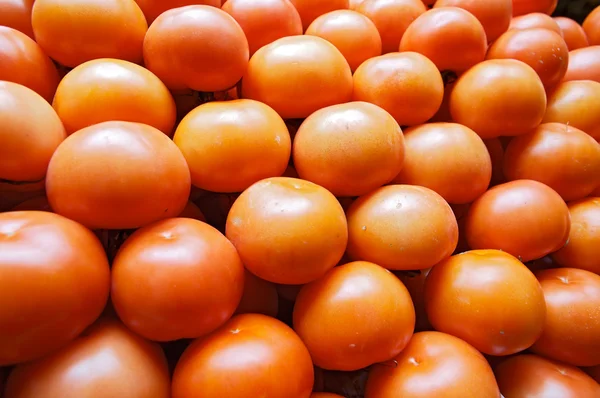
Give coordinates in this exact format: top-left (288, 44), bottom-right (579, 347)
top-left (509, 12), bottom-right (562, 34)
top-left (512, 0), bottom-right (557, 16)
top-left (11, 196), bottom-right (52, 212)
top-left (289, 0), bottom-right (349, 30)
top-left (134, 0), bottom-right (221, 24)
top-left (293, 101), bottom-right (405, 197)
top-left (46, 121), bottom-right (191, 230)
top-left (0, 0), bottom-right (34, 38)
top-left (562, 46), bottom-right (600, 83)
top-left (235, 270), bottom-right (279, 318)
top-left (583, 6), bottom-right (600, 45)
top-left (554, 17), bottom-right (589, 50)
top-left (425, 249), bottom-right (546, 356)
top-left (0, 211), bottom-right (110, 365)
top-left (346, 185), bottom-right (458, 270)
top-left (365, 331), bottom-right (500, 398)
top-left (4, 319), bottom-right (170, 398)
top-left (172, 314), bottom-right (314, 398)
top-left (293, 261), bottom-right (415, 371)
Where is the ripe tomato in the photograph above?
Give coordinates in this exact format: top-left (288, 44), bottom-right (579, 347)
top-left (305, 10), bottom-right (382, 71)
top-left (583, 6), bottom-right (600, 45)
top-left (0, 0), bottom-right (34, 38)
top-left (177, 201), bottom-right (206, 222)
top-left (226, 177), bottom-right (348, 284)
top-left (11, 196), bottom-right (52, 212)
top-left (144, 6), bottom-right (248, 92)
top-left (495, 354), bottom-right (600, 397)
top-left (4, 319), bottom-right (170, 398)
top-left (289, 0), bottom-right (349, 30)
top-left (425, 250), bottom-right (546, 356)
top-left (393, 122), bottom-right (492, 204)
top-left (172, 314), bottom-right (314, 398)
top-left (365, 331), bottom-right (500, 398)
top-left (173, 99), bottom-right (291, 193)
top-left (562, 46), bottom-right (600, 83)
top-left (356, 0), bottom-right (426, 54)
top-left (241, 35), bottom-right (352, 119)
top-left (543, 80), bottom-right (600, 140)
top-left (531, 268), bottom-right (600, 366)
top-left (222, 0), bottom-right (302, 56)
top-left (509, 12), bottom-right (562, 34)
top-left (31, 0), bottom-right (147, 68)
top-left (46, 121), bottom-right (191, 230)
top-left (294, 261), bottom-right (415, 371)
top-left (134, 0), bottom-right (221, 24)
top-left (399, 7), bottom-right (487, 73)
top-left (0, 211), bottom-right (110, 365)
top-left (484, 138), bottom-right (506, 186)
top-left (512, 0), bottom-right (557, 16)
top-left (346, 185), bottom-right (458, 270)
top-left (352, 52), bottom-right (443, 126)
top-left (465, 180), bottom-right (570, 262)
top-left (449, 59), bottom-right (546, 139)
top-left (293, 101), bottom-right (405, 197)
top-left (53, 59), bottom-right (176, 136)
top-left (554, 16), bottom-right (589, 50)
top-left (235, 270), bottom-right (279, 317)
top-left (487, 28), bottom-right (569, 88)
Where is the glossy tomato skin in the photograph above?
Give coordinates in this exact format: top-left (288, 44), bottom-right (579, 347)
top-left (172, 314), bottom-right (314, 398)
top-left (424, 250), bottom-right (546, 356)
top-left (31, 0), bottom-right (147, 68)
top-left (4, 319), bottom-right (170, 398)
top-left (289, 0), bottom-right (349, 30)
top-left (294, 261), bottom-right (415, 371)
top-left (562, 46), bottom-right (600, 83)
top-left (0, 211), bottom-right (110, 366)
top-left (465, 180), bottom-right (570, 262)
top-left (554, 17), bottom-right (589, 50)
top-left (226, 177), bottom-right (348, 284)
top-left (509, 12), bottom-right (562, 34)
top-left (235, 270), bottom-right (279, 318)
top-left (530, 268), bottom-right (600, 367)
top-left (143, 5), bottom-right (249, 92)
top-left (495, 354), bottom-right (600, 398)
top-left (0, 0), bottom-right (34, 38)
top-left (46, 121), bottom-right (191, 230)
top-left (583, 6), bottom-right (600, 45)
top-left (134, 0), bottom-right (221, 23)
top-left (365, 331), bottom-right (500, 398)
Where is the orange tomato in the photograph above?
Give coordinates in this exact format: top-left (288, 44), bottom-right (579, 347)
top-left (4, 319), bottom-right (170, 398)
top-left (495, 354), bottom-right (600, 397)
top-left (226, 177), bottom-right (348, 284)
top-left (583, 6), bottom-right (600, 45)
top-left (485, 138), bottom-right (506, 186)
top-left (288, 0), bottom-right (349, 31)
top-left (0, 211), bottom-right (110, 366)
top-left (395, 269), bottom-right (432, 332)
top-left (293, 101), bottom-right (405, 197)
top-left (393, 122), bottom-right (492, 204)
top-left (222, 0), bottom-right (303, 55)
top-left (531, 268), bottom-right (600, 366)
top-left (177, 201), bottom-right (206, 222)
top-left (235, 270), bottom-right (279, 317)
top-left (554, 16), bottom-right (589, 50)
top-left (562, 46), bottom-right (600, 83)
top-left (365, 331), bottom-right (500, 398)
top-left (31, 0), bottom-right (147, 68)
top-left (11, 196), bottom-right (52, 212)
top-left (399, 7), bottom-right (487, 73)
top-left (134, 0), bottom-right (221, 24)
top-left (509, 12), bottom-right (562, 35)
top-left (293, 261), bottom-right (415, 371)
top-left (352, 52), bottom-right (444, 126)
top-left (465, 180), bottom-right (570, 262)
top-left (0, 0), bottom-right (34, 38)
top-left (172, 314), bottom-right (314, 398)
top-left (425, 250), bottom-right (546, 356)
top-left (512, 0), bottom-right (557, 15)
top-left (449, 59), bottom-right (546, 138)
top-left (487, 28), bottom-right (569, 89)
top-left (46, 121), bottom-right (191, 230)
top-left (346, 185), bottom-right (458, 270)
top-left (305, 10), bottom-right (382, 71)
top-left (241, 35), bottom-right (353, 119)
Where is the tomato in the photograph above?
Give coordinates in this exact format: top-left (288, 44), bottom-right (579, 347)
top-left (0, 211), bottom-right (110, 366)
top-left (393, 122), bottom-right (492, 204)
top-left (11, 196), bottom-right (52, 212)
top-left (434, 0), bottom-right (512, 43)
top-left (530, 268), bottom-right (600, 366)
top-left (449, 59), bottom-right (547, 139)
top-left (583, 6), bottom-right (600, 45)
top-left (177, 201), bottom-right (206, 222)
top-left (511, 12), bottom-right (563, 36)
top-left (173, 99), bottom-right (291, 193)
top-left (31, 0), bottom-right (147, 68)
top-left (365, 331), bottom-right (500, 398)
top-left (134, 0), bottom-right (221, 24)
top-left (484, 138), bottom-right (506, 186)
top-left (346, 185), bottom-right (458, 270)
top-left (305, 10), bottom-right (382, 71)
top-left (46, 121), bottom-right (191, 230)
top-left (293, 101), bottom-right (405, 197)
top-left (226, 177), bottom-right (348, 284)
top-left (512, 0), bottom-right (557, 15)
top-left (172, 314), bottom-right (314, 398)
top-left (352, 52), bottom-right (443, 126)
top-left (0, 0), bottom-right (34, 38)
top-left (553, 199), bottom-right (600, 274)
top-left (288, 0), bottom-right (349, 31)
top-left (53, 59), bottom-right (176, 136)
top-left (562, 46), bottom-right (600, 83)
top-left (356, 0), bottom-right (426, 54)
top-left (543, 80), bottom-right (600, 140)
top-left (222, 0), bottom-right (302, 56)
top-left (554, 17), bottom-right (589, 50)
top-left (5, 319), bottom-right (170, 398)
top-left (241, 35), bottom-right (353, 119)
top-left (487, 28), bottom-right (569, 89)
top-left (425, 250), bottom-right (546, 356)
top-left (235, 270), bottom-right (279, 317)
top-left (293, 261), bottom-right (415, 371)
top-left (399, 7), bottom-right (487, 73)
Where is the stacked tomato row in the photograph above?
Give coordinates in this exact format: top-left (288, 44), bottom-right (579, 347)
top-left (1, 0), bottom-right (600, 397)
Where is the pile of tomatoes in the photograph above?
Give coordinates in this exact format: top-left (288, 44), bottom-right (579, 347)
top-left (1, 0), bottom-right (600, 397)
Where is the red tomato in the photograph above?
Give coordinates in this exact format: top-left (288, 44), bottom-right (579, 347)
top-left (0, 211), bottom-right (110, 365)
top-left (235, 270), bottom-right (279, 318)
top-left (0, 0), bottom-right (34, 38)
